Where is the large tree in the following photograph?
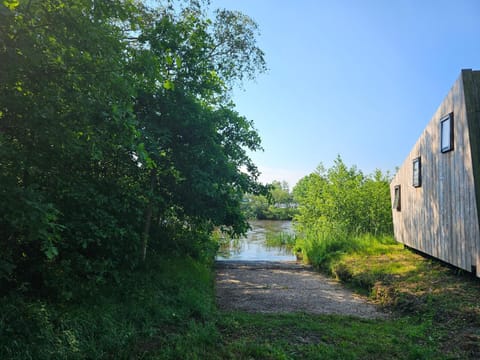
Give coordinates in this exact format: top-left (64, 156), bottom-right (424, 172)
top-left (0, 0), bottom-right (266, 297)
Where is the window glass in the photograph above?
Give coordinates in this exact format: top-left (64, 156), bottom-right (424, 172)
top-left (393, 185), bottom-right (401, 211)
top-left (441, 114), bottom-right (453, 152)
top-left (413, 157), bottom-right (421, 187)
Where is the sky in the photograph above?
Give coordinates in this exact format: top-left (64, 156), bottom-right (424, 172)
top-left (209, 0), bottom-right (480, 188)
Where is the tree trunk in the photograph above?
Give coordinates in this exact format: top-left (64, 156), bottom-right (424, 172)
top-left (141, 169), bottom-right (156, 262)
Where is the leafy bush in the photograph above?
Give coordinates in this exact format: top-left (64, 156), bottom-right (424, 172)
top-left (294, 156), bottom-right (393, 237)
top-left (293, 157), bottom-right (394, 270)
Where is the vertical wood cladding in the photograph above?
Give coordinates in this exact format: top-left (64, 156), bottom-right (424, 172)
top-left (391, 70), bottom-right (480, 276)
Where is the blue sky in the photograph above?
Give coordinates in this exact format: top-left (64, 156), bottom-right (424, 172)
top-left (210, 0), bottom-right (480, 187)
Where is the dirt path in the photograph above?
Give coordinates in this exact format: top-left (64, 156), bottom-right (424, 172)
top-left (215, 260), bottom-right (387, 319)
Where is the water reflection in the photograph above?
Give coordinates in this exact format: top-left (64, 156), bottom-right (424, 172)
top-left (216, 220), bottom-right (296, 261)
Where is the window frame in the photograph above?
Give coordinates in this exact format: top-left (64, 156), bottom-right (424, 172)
top-left (413, 157), bottom-right (421, 188)
top-left (440, 113), bottom-right (454, 153)
top-left (393, 185), bottom-right (401, 211)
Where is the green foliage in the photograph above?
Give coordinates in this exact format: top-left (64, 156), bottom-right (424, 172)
top-left (294, 156), bottom-right (393, 237)
top-left (243, 180), bottom-right (297, 220)
top-left (293, 156), bottom-right (393, 266)
top-left (0, 0), bottom-right (146, 296)
top-left (290, 156), bottom-right (478, 358)
top-left (297, 229), bottom-right (397, 271)
top-left (0, 256), bottom-right (218, 359)
top-left (0, 0), bottom-right (266, 296)
top-left (265, 231), bottom-right (296, 250)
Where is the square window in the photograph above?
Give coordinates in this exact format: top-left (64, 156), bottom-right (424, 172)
top-left (393, 185), bottom-right (401, 211)
top-left (413, 157), bottom-right (421, 187)
top-left (440, 113), bottom-right (454, 153)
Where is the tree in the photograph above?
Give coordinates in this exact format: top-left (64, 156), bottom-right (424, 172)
top-left (132, 2), bottom-right (267, 257)
top-left (242, 180), bottom-right (296, 220)
top-left (0, 0), bottom-right (267, 297)
top-left (0, 0), bottom-right (148, 295)
top-left (293, 156), bottom-right (393, 237)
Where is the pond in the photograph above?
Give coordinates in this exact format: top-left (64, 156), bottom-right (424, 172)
top-left (216, 220), bottom-right (296, 261)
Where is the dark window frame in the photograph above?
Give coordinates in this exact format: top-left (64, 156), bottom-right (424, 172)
top-left (440, 113), bottom-right (454, 153)
top-left (413, 157), bottom-right (421, 188)
top-left (393, 185), bottom-right (401, 211)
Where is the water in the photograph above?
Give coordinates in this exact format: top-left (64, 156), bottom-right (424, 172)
top-left (216, 220), bottom-right (296, 261)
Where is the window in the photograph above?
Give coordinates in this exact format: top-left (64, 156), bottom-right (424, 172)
top-left (413, 157), bottom-right (421, 187)
top-left (440, 113), bottom-right (454, 153)
top-left (393, 185), bottom-right (401, 211)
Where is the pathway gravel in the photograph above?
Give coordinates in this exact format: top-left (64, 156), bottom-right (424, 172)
top-left (215, 260), bottom-right (387, 319)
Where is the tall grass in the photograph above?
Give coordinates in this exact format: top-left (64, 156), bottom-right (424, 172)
top-left (0, 256), bottom-right (218, 359)
top-left (265, 231), bottom-right (296, 250)
top-left (295, 227), bottom-right (397, 271)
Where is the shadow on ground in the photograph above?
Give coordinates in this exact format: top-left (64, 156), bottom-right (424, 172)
top-left (215, 260), bottom-right (388, 319)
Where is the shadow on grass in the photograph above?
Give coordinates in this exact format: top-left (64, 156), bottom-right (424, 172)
top-left (328, 247), bottom-right (480, 358)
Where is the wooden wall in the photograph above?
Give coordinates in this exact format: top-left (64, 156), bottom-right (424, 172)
top-left (390, 70), bottom-right (480, 276)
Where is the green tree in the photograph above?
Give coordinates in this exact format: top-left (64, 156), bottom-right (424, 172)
top-left (293, 156), bottom-right (392, 237)
top-left (270, 180), bottom-right (294, 207)
top-left (242, 192), bottom-right (270, 219)
top-left (362, 169), bottom-right (394, 235)
top-left (293, 168), bottom-right (328, 234)
top-left (242, 180), bottom-right (296, 220)
top-left (132, 2), bottom-right (267, 258)
top-left (0, 0), bottom-right (267, 297)
top-left (0, 0), bottom-right (147, 295)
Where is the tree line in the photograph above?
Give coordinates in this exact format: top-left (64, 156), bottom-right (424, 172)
top-left (0, 0), bottom-right (266, 299)
top-left (242, 180), bottom-right (297, 220)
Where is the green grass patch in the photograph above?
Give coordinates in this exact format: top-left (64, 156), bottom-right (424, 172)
top-left (0, 256), bottom-right (219, 359)
top-left (216, 312), bottom-right (443, 360)
top-left (294, 230), bottom-right (480, 359)
top-left (295, 230), bottom-right (402, 272)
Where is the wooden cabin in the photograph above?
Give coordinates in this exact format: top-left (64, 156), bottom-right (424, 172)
top-left (390, 69), bottom-right (480, 277)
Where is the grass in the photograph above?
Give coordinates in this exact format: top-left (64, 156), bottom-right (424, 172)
top-left (211, 236), bottom-right (480, 359)
top-left (2, 236), bottom-right (479, 359)
top-left (215, 312), bottom-right (443, 359)
top-left (265, 231), bottom-right (296, 250)
top-left (0, 256), bottom-right (219, 359)
top-left (294, 230), bottom-right (480, 359)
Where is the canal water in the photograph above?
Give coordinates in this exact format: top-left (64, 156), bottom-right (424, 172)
top-left (216, 220), bottom-right (296, 261)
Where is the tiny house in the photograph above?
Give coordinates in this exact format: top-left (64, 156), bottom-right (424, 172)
top-left (391, 69), bottom-right (480, 277)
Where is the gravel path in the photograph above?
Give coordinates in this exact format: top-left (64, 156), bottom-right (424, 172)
top-left (215, 260), bottom-right (387, 319)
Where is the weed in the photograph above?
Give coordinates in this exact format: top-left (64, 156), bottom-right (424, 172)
top-left (265, 231), bottom-right (296, 250)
